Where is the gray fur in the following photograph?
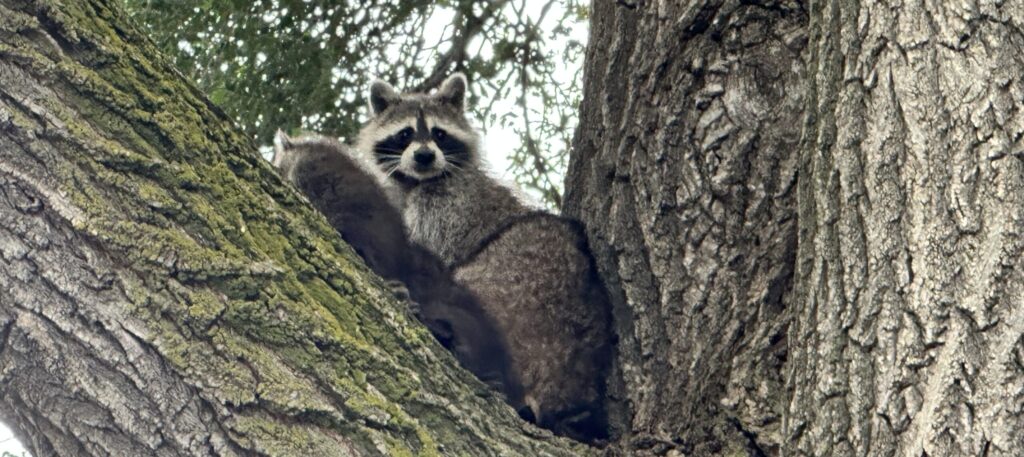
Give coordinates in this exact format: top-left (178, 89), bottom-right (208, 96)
top-left (356, 74), bottom-right (614, 442)
top-left (402, 169), bottom-right (529, 265)
top-left (369, 80), bottom-right (401, 115)
top-left (435, 73), bottom-right (467, 109)
top-left (362, 80), bottom-right (473, 132)
top-left (453, 214), bottom-right (613, 440)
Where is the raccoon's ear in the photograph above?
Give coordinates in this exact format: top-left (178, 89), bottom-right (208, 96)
top-left (369, 79), bottom-right (401, 115)
top-left (272, 129), bottom-right (292, 168)
top-left (437, 73), bottom-right (467, 110)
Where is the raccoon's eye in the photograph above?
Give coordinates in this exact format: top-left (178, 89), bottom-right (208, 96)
top-left (432, 128), bottom-right (448, 141)
top-left (397, 128), bottom-right (414, 141)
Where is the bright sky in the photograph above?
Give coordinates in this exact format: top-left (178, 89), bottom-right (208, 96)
top-left (0, 3), bottom-right (585, 455)
top-left (0, 422), bottom-right (28, 455)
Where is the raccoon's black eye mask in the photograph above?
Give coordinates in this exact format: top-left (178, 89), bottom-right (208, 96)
top-left (374, 128), bottom-right (415, 163)
top-left (432, 128), bottom-right (471, 166)
top-left (398, 127), bottom-right (414, 141)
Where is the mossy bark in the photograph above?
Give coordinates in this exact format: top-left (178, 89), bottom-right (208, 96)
top-left (0, 1), bottom-right (588, 455)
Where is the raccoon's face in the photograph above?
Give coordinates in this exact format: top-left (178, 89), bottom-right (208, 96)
top-left (356, 74), bottom-right (479, 183)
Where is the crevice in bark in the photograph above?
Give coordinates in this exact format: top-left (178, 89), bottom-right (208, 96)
top-left (728, 416), bottom-right (769, 457)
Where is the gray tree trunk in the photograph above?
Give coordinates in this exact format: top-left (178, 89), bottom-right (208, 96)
top-left (787, 1), bottom-right (1024, 456)
top-left (0, 1), bottom-right (586, 455)
top-left (568, 0), bottom-right (1024, 456)
top-left (565, 1), bottom-right (806, 454)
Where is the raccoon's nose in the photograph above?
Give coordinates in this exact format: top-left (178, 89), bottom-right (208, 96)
top-left (413, 148), bottom-right (436, 167)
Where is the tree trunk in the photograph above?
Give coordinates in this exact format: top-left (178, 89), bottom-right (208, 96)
top-left (0, 1), bottom-right (585, 455)
top-left (788, 1), bottom-right (1024, 456)
top-left (565, 1), bottom-right (806, 455)
top-left (569, 0), bottom-right (1024, 456)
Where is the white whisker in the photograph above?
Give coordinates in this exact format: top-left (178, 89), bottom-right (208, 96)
top-left (445, 160), bottom-right (466, 176)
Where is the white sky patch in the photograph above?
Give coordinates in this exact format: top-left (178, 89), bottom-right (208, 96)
top-left (483, 125), bottom-right (518, 179)
top-left (176, 39), bottom-right (194, 55)
top-left (0, 422), bottom-right (28, 455)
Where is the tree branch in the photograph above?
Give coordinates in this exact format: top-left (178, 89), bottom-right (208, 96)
top-left (414, 0), bottom-right (512, 92)
top-left (0, 1), bottom-right (589, 455)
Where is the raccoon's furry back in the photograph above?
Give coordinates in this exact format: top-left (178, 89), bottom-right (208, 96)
top-left (453, 212), bottom-right (614, 441)
top-left (274, 134), bottom-right (408, 278)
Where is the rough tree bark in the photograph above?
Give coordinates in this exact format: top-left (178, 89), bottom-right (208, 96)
top-left (788, 1), bottom-right (1024, 456)
top-left (0, 1), bottom-right (587, 455)
top-left (565, 1), bottom-right (806, 455)
top-left (568, 0), bottom-right (1024, 456)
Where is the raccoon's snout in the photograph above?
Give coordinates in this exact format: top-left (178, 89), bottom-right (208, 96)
top-left (413, 147), bottom-right (436, 169)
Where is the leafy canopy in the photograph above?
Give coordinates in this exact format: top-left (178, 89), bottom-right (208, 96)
top-left (123, 0), bottom-right (587, 207)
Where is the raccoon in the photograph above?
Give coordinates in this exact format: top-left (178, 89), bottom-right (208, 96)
top-left (271, 133), bottom-right (521, 401)
top-left (355, 74), bottom-right (614, 442)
